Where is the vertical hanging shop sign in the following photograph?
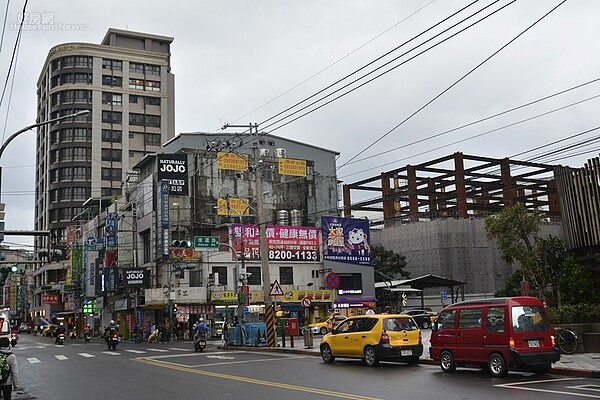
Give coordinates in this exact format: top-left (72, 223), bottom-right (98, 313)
top-left (156, 179), bottom-right (170, 259)
top-left (157, 153), bottom-right (189, 195)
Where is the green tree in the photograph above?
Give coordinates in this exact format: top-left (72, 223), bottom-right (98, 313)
top-left (484, 204), bottom-right (566, 305)
top-left (371, 245), bottom-right (410, 282)
top-left (560, 258), bottom-right (600, 305)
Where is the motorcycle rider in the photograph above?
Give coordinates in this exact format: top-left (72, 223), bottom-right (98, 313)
top-left (83, 324), bottom-right (91, 341)
top-left (193, 318), bottom-right (208, 344)
top-left (55, 322), bottom-right (66, 344)
top-left (103, 320), bottom-right (118, 346)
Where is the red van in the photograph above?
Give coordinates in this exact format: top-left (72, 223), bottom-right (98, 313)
top-left (429, 297), bottom-right (559, 377)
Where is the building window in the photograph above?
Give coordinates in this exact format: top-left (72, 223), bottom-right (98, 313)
top-left (101, 188), bottom-right (121, 197)
top-left (73, 167), bottom-right (89, 180)
top-left (101, 167), bottom-right (122, 181)
top-left (73, 128), bottom-right (91, 142)
top-left (101, 129), bottom-right (122, 143)
top-left (247, 267), bottom-right (262, 286)
top-left (130, 113), bottom-right (161, 127)
top-left (129, 62), bottom-right (145, 74)
top-left (59, 148), bottom-right (72, 162)
top-left (146, 65), bottom-right (161, 75)
top-left (145, 96), bottom-right (160, 106)
top-left (61, 56), bottom-right (74, 68)
top-left (58, 208), bottom-right (71, 221)
top-left (73, 187), bottom-right (88, 200)
top-left (102, 110), bottom-right (122, 124)
top-left (128, 78), bottom-right (144, 90)
top-left (145, 133), bottom-right (161, 146)
top-left (212, 266), bottom-right (228, 286)
top-left (129, 95), bottom-right (138, 104)
top-left (101, 148), bottom-right (122, 162)
top-left (145, 80), bottom-right (161, 92)
top-left (62, 74), bottom-right (74, 84)
top-left (72, 147), bottom-right (89, 161)
top-left (59, 167), bottom-right (71, 181)
top-left (59, 187), bottom-right (71, 201)
top-left (49, 169), bottom-right (58, 183)
top-left (102, 75), bottom-right (122, 87)
top-left (339, 273), bottom-right (363, 291)
top-left (73, 90), bottom-right (91, 103)
top-left (50, 149), bottom-right (58, 163)
top-left (141, 230), bottom-right (151, 264)
top-left (74, 56), bottom-right (92, 68)
top-left (102, 92), bottom-right (122, 106)
top-left (49, 189), bottom-right (58, 202)
top-left (102, 59), bottom-right (122, 70)
top-left (74, 73), bottom-right (92, 84)
top-left (129, 113), bottom-right (145, 126)
top-left (279, 266), bottom-right (294, 285)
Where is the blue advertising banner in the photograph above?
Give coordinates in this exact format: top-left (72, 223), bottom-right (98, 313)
top-left (105, 213), bottom-right (118, 247)
top-left (156, 179), bottom-right (170, 259)
top-left (321, 216), bottom-right (371, 266)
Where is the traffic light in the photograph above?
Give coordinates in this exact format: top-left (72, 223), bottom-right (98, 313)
top-left (0, 266), bottom-right (17, 273)
top-left (171, 240), bottom-right (192, 248)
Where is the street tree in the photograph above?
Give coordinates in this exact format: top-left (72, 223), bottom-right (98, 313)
top-left (371, 245), bottom-right (410, 282)
top-left (484, 204), bottom-right (566, 305)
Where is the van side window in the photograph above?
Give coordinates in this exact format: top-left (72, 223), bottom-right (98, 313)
top-left (486, 307), bottom-right (505, 333)
top-left (437, 310), bottom-right (456, 329)
top-left (458, 308), bottom-right (482, 329)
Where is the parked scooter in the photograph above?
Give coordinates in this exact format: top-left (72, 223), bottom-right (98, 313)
top-left (56, 332), bottom-right (65, 345)
top-left (194, 333), bottom-right (207, 352)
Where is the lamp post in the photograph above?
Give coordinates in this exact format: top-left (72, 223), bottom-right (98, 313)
top-left (0, 110), bottom-right (90, 201)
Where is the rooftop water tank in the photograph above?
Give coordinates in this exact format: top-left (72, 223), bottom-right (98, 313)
top-left (277, 210), bottom-right (289, 225)
top-left (291, 209), bottom-right (302, 226)
top-left (275, 148), bottom-right (287, 158)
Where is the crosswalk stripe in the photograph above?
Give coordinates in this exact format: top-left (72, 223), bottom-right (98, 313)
top-left (168, 347), bottom-right (189, 351)
top-left (55, 355), bottom-right (68, 360)
top-left (27, 358), bottom-right (40, 364)
top-left (147, 348), bottom-right (168, 352)
top-left (102, 351), bottom-right (121, 356)
top-left (125, 350), bottom-right (146, 354)
top-left (79, 353), bottom-right (95, 358)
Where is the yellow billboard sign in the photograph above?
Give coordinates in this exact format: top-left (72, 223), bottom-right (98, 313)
top-left (217, 197), bottom-right (250, 216)
top-left (278, 158), bottom-right (307, 177)
top-left (210, 291), bottom-right (238, 304)
top-left (217, 152), bottom-right (249, 171)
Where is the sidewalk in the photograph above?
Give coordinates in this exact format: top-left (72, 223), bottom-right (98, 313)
top-left (227, 330), bottom-right (600, 378)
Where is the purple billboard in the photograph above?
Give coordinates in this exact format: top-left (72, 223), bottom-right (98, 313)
top-left (321, 216), bottom-right (371, 266)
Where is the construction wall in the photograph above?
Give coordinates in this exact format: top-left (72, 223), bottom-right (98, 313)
top-left (371, 218), bottom-right (563, 295)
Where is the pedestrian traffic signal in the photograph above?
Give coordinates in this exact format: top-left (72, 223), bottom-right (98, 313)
top-left (171, 240), bottom-right (192, 248)
top-left (0, 266), bottom-right (17, 273)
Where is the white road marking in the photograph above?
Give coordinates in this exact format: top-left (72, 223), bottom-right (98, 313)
top-left (167, 347), bottom-right (189, 351)
top-left (125, 350), bottom-right (147, 354)
top-left (496, 378), bottom-right (599, 398)
top-left (55, 355), bottom-right (68, 360)
top-left (102, 351), bottom-right (121, 356)
top-left (79, 353), bottom-right (95, 358)
top-left (146, 348), bottom-right (168, 352)
top-left (27, 358), bottom-right (40, 364)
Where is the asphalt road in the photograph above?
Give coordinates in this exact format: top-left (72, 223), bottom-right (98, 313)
top-left (10, 334), bottom-right (600, 400)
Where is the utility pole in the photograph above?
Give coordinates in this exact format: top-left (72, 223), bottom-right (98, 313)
top-left (221, 123), bottom-right (276, 347)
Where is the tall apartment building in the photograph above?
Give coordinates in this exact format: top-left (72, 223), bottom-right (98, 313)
top-left (34, 28), bottom-right (175, 248)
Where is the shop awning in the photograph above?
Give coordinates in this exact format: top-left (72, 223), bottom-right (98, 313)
top-left (334, 296), bottom-right (378, 304)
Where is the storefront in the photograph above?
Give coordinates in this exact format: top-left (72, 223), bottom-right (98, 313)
top-left (334, 295), bottom-right (377, 317)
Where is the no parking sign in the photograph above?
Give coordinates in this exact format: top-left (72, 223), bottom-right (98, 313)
top-left (325, 272), bottom-right (340, 289)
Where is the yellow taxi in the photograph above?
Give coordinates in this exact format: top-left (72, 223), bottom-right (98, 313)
top-left (320, 314), bottom-right (423, 367)
top-left (308, 315), bottom-right (346, 335)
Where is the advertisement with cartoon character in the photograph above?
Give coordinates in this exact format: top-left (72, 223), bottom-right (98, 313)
top-left (321, 216), bottom-right (371, 265)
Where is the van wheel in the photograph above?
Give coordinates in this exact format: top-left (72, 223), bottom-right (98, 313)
top-left (320, 344), bottom-right (335, 363)
top-left (440, 350), bottom-right (456, 373)
top-left (488, 353), bottom-right (508, 377)
top-left (364, 346), bottom-right (379, 367)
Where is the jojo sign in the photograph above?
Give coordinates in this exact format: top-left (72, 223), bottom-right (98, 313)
top-left (123, 268), bottom-right (148, 288)
top-left (157, 153), bottom-right (188, 195)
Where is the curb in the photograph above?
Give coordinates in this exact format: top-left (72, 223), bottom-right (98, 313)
top-left (221, 345), bottom-right (597, 377)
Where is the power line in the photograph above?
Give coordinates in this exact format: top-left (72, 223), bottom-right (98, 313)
top-left (0, 0), bottom-right (27, 113)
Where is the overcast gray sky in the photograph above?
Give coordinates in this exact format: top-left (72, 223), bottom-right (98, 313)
top-left (1, 0), bottom-right (599, 248)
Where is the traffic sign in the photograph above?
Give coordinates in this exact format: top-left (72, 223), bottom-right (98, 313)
top-left (269, 280), bottom-right (284, 296)
top-left (85, 236), bottom-right (97, 247)
top-left (325, 272), bottom-right (340, 289)
top-left (194, 236), bottom-right (220, 250)
top-left (301, 297), bottom-right (312, 308)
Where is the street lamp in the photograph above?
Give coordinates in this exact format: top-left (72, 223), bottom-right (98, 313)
top-left (0, 110), bottom-right (90, 199)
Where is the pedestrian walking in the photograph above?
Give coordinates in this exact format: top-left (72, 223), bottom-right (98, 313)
top-left (0, 336), bottom-right (20, 399)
